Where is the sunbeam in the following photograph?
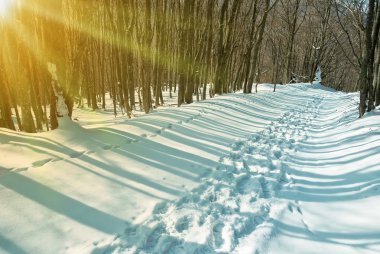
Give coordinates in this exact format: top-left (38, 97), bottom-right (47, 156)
top-left (0, 0), bottom-right (12, 18)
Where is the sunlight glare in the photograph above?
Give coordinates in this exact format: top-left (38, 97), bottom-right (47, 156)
top-left (0, 0), bottom-right (12, 18)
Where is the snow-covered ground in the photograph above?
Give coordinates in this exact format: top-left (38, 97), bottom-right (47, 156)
top-left (0, 83), bottom-right (379, 254)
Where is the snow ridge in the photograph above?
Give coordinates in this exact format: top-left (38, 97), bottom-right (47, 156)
top-left (103, 95), bottom-right (324, 254)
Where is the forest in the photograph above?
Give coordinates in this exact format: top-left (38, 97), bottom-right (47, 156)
top-left (0, 0), bottom-right (379, 133)
top-left (1, 1), bottom-right (380, 253)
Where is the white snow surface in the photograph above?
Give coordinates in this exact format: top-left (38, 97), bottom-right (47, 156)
top-left (0, 83), bottom-right (380, 254)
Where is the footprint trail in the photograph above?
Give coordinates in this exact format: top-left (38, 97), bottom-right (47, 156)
top-left (106, 95), bottom-right (324, 254)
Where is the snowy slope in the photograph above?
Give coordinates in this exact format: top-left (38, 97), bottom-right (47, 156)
top-left (0, 84), bottom-right (379, 254)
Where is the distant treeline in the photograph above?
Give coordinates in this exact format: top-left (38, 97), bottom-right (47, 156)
top-left (0, 0), bottom-right (379, 132)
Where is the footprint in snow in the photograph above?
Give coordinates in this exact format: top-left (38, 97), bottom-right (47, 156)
top-left (175, 216), bottom-right (191, 233)
top-left (211, 222), bottom-right (225, 249)
top-left (273, 150), bottom-right (282, 159)
top-left (288, 204), bottom-right (294, 213)
top-left (125, 226), bottom-right (137, 238)
top-left (145, 223), bottom-right (167, 249)
top-left (153, 202), bottom-right (169, 215)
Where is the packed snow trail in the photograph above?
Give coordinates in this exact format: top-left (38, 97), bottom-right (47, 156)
top-left (0, 85), bottom-right (299, 253)
top-left (1, 84), bottom-right (380, 254)
top-left (100, 94), bottom-right (325, 253)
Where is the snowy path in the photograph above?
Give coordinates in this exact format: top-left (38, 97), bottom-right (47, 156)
top-left (0, 85), bottom-right (288, 253)
top-left (1, 84), bottom-right (380, 254)
top-left (101, 95), bottom-right (325, 253)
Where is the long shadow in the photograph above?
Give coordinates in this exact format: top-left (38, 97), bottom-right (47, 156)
top-left (2, 142), bottom-right (63, 165)
top-left (290, 164), bottom-right (380, 188)
top-left (212, 99), bottom-right (279, 120)
top-left (78, 154), bottom-right (182, 195)
top-left (122, 110), bottom-right (261, 145)
top-left (305, 128), bottom-right (380, 147)
top-left (162, 99), bottom-right (274, 128)
top-left (187, 117), bottom-right (256, 137)
top-left (126, 118), bottom-right (249, 150)
top-left (0, 173), bottom-right (127, 234)
top-left (281, 182), bottom-right (380, 202)
top-left (275, 220), bottom-right (380, 249)
top-left (149, 110), bottom-right (196, 121)
top-left (99, 121), bottom-right (229, 159)
top-left (284, 159), bottom-right (380, 180)
top-left (0, 233), bottom-right (29, 254)
top-left (299, 138), bottom-right (380, 155)
top-left (159, 131), bottom-right (227, 157)
top-left (288, 146), bottom-right (380, 167)
top-left (124, 121), bottom-right (165, 134)
top-left (0, 130), bottom-right (76, 156)
top-left (94, 127), bottom-right (221, 168)
top-left (280, 148), bottom-right (380, 202)
top-left (280, 159), bottom-right (380, 203)
top-left (207, 88), bottom-right (314, 116)
top-left (208, 104), bottom-right (278, 126)
top-left (128, 117), bottom-right (235, 148)
top-left (168, 119), bottom-right (245, 144)
top-left (306, 115), bottom-right (377, 135)
top-left (64, 159), bottom-right (168, 201)
top-left (172, 123), bottom-right (233, 147)
top-left (88, 128), bottom-right (219, 185)
top-left (114, 139), bottom-right (218, 172)
top-left (110, 147), bottom-right (200, 180)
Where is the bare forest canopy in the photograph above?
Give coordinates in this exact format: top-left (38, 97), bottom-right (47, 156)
top-left (0, 0), bottom-right (379, 133)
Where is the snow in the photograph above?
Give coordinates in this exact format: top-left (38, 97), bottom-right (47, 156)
top-left (269, 89), bottom-right (380, 254)
top-left (1, 83), bottom-right (380, 254)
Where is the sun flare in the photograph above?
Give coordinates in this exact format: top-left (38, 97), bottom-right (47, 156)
top-left (0, 0), bottom-right (12, 18)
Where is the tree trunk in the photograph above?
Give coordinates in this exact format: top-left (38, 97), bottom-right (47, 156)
top-left (359, 0), bottom-right (376, 117)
